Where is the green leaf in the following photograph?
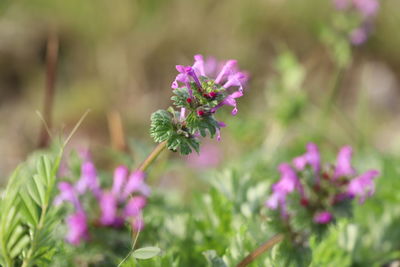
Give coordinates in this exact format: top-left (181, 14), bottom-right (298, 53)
top-left (32, 174), bottom-right (46, 206)
top-left (131, 247), bottom-right (161, 259)
top-left (19, 190), bottom-right (39, 226)
top-left (9, 235), bottom-right (30, 258)
top-left (7, 225), bottom-right (27, 252)
top-left (203, 250), bottom-right (228, 267)
top-left (186, 112), bottom-right (220, 138)
top-left (0, 150), bottom-right (64, 266)
top-left (172, 87), bottom-right (191, 108)
top-left (37, 156), bottom-right (52, 186)
top-left (26, 177), bottom-right (42, 206)
top-left (150, 110), bottom-right (174, 143)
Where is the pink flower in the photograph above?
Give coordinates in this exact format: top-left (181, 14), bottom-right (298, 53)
top-left (99, 192), bottom-right (118, 226)
top-left (353, 0), bottom-right (379, 17)
top-left (314, 211), bottom-right (333, 224)
top-left (54, 182), bottom-right (82, 210)
top-left (99, 168), bottom-right (149, 227)
top-left (266, 163), bottom-right (302, 216)
top-left (56, 161), bottom-right (151, 244)
top-left (334, 146), bottom-right (356, 178)
top-left (124, 196), bottom-right (147, 217)
top-left (122, 170), bottom-right (151, 199)
top-left (172, 54), bottom-right (248, 115)
top-left (211, 90), bottom-right (244, 116)
top-left (293, 143), bottom-right (321, 175)
top-left (347, 170), bottom-right (379, 203)
top-left (75, 161), bottom-right (101, 198)
top-left (350, 27), bottom-right (368, 45)
top-left (111, 165), bottom-right (129, 198)
top-left (66, 211), bottom-right (89, 245)
top-left (186, 142), bottom-right (222, 168)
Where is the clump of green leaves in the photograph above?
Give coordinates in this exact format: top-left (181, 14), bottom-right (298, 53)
top-left (0, 149), bottom-right (63, 267)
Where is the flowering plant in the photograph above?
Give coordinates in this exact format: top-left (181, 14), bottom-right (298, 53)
top-left (266, 143), bottom-right (379, 238)
top-left (150, 54), bottom-right (248, 154)
top-left (332, 0), bottom-right (380, 45)
top-left (55, 159), bottom-right (149, 245)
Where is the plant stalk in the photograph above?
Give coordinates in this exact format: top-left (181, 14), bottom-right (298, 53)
top-left (236, 234), bottom-right (284, 267)
top-left (38, 31), bottom-right (59, 148)
top-left (137, 141), bottom-right (167, 172)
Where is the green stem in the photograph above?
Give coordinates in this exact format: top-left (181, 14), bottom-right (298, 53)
top-left (116, 141), bottom-right (167, 266)
top-left (137, 141), bottom-right (167, 172)
top-left (38, 31), bottom-right (59, 148)
top-left (236, 234), bottom-right (285, 267)
top-left (1, 242), bottom-right (13, 267)
top-left (117, 224), bottom-right (141, 267)
top-left (322, 66), bottom-right (345, 119)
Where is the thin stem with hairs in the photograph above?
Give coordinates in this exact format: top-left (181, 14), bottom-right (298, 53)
top-left (137, 141), bottom-right (168, 172)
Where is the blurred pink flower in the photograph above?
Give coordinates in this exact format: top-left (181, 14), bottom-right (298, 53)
top-left (347, 170), bottom-right (380, 203)
top-left (66, 211), bottom-right (89, 245)
top-left (266, 143), bottom-right (380, 226)
top-left (353, 0), bottom-right (379, 17)
top-left (56, 159), bottom-right (150, 245)
top-left (293, 143), bottom-right (321, 176)
top-left (186, 143), bottom-right (221, 168)
top-left (334, 145), bottom-right (356, 178)
top-left (75, 162), bottom-right (101, 198)
top-left (350, 27), bottom-right (368, 45)
top-left (314, 211), bottom-right (333, 224)
top-left (266, 163), bottom-right (302, 216)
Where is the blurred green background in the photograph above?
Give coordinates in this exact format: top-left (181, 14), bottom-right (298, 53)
top-left (1, 0), bottom-right (400, 184)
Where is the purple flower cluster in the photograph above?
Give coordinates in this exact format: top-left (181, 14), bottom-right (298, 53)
top-left (55, 160), bottom-right (150, 245)
top-left (332, 0), bottom-right (380, 45)
top-left (266, 143), bottom-right (379, 225)
top-left (172, 54), bottom-right (248, 140)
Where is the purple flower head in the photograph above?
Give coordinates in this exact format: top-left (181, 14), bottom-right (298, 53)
top-left (350, 27), bottom-right (369, 45)
top-left (172, 54), bottom-right (248, 115)
top-left (75, 161), bottom-right (101, 198)
top-left (216, 121), bottom-right (226, 141)
top-left (314, 211), bottom-right (333, 224)
top-left (122, 170), bottom-right (151, 199)
top-left (57, 161), bottom-right (151, 244)
top-left (215, 60), bottom-right (238, 84)
top-left (347, 169), bottom-right (379, 203)
top-left (54, 182), bottom-right (82, 210)
top-left (274, 163), bottom-right (301, 193)
top-left (211, 90), bottom-right (244, 116)
top-left (332, 0), bottom-right (379, 46)
top-left (111, 165), bottom-right (129, 197)
top-left (66, 211), bottom-right (89, 245)
top-left (99, 167), bottom-right (150, 227)
top-left (99, 191), bottom-right (118, 226)
top-left (266, 143), bottom-right (380, 231)
top-left (293, 143), bottom-right (321, 175)
top-left (266, 163), bottom-right (301, 216)
top-left (353, 0), bottom-right (379, 17)
top-left (334, 145), bottom-right (356, 178)
top-left (124, 196), bottom-right (147, 217)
